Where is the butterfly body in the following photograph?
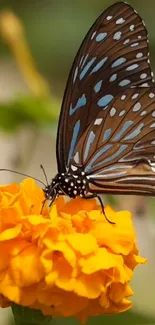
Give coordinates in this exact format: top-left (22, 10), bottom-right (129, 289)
top-left (44, 170), bottom-right (89, 201)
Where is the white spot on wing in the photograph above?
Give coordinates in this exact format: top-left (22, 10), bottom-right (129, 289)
top-left (140, 73), bottom-right (147, 79)
top-left (123, 39), bottom-right (130, 45)
top-left (131, 42), bottom-right (139, 47)
top-left (119, 110), bottom-right (125, 116)
top-left (113, 31), bottom-right (122, 40)
top-left (73, 67), bottom-right (78, 83)
top-left (132, 93), bottom-right (139, 99)
top-left (110, 107), bottom-right (116, 117)
top-left (151, 166), bottom-right (155, 172)
top-left (116, 18), bottom-right (125, 24)
top-left (140, 111), bottom-right (146, 116)
top-left (74, 152), bottom-right (79, 163)
top-left (133, 102), bottom-right (141, 112)
top-left (107, 15), bottom-right (112, 20)
top-left (91, 31), bottom-right (97, 40)
top-left (140, 82), bottom-right (149, 87)
top-left (149, 92), bottom-right (155, 98)
top-left (136, 52), bottom-right (143, 59)
top-left (71, 165), bottom-right (77, 171)
top-left (94, 118), bottom-right (102, 125)
top-left (121, 95), bottom-right (126, 100)
top-left (130, 24), bottom-right (135, 31)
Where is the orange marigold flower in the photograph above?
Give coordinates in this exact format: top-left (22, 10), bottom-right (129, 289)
top-left (0, 178), bottom-right (146, 323)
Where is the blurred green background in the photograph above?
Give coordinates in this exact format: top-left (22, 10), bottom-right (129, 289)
top-left (0, 0), bottom-right (155, 324)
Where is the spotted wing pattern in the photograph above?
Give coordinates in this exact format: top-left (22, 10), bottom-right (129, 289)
top-left (70, 87), bottom-right (155, 195)
top-left (56, 1), bottom-right (154, 173)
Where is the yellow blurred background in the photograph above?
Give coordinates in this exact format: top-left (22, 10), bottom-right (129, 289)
top-left (0, 0), bottom-right (155, 324)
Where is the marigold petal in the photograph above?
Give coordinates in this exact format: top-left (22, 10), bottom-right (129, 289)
top-left (20, 178), bottom-right (44, 202)
top-left (75, 273), bottom-right (105, 298)
top-left (10, 246), bottom-right (45, 286)
top-left (0, 224), bottom-right (22, 241)
top-left (62, 197), bottom-right (97, 215)
top-left (0, 183), bottom-right (19, 195)
top-left (0, 272), bottom-right (22, 304)
top-left (48, 241), bottom-right (76, 267)
top-left (92, 218), bottom-right (135, 255)
top-left (0, 240), bottom-right (31, 271)
top-left (38, 287), bottom-right (88, 317)
top-left (0, 179), bottom-right (146, 323)
top-left (108, 283), bottom-right (134, 303)
top-left (79, 248), bottom-right (124, 274)
top-left (67, 233), bottom-right (98, 255)
top-left (45, 252), bottom-right (75, 288)
top-left (0, 294), bottom-right (10, 307)
top-left (125, 253), bottom-right (147, 270)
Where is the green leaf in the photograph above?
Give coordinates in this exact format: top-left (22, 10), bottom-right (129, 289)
top-left (12, 304), bottom-right (53, 325)
top-left (11, 305), bottom-right (155, 325)
top-left (53, 310), bottom-right (155, 325)
top-left (0, 95), bottom-right (60, 132)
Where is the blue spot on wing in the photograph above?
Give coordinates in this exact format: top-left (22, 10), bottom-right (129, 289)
top-left (126, 64), bottom-right (139, 71)
top-left (113, 31), bottom-right (122, 40)
top-left (112, 121), bottom-right (133, 141)
top-left (119, 79), bottom-right (131, 87)
top-left (69, 94), bottom-right (87, 115)
top-left (100, 145), bottom-right (128, 165)
top-left (112, 57), bottom-right (126, 68)
top-left (90, 57), bottom-right (108, 74)
top-left (96, 32), bottom-right (107, 42)
top-left (85, 144), bottom-right (113, 172)
top-left (97, 94), bottom-right (114, 108)
top-left (124, 123), bottom-right (144, 140)
top-left (109, 74), bottom-right (117, 82)
top-left (68, 120), bottom-right (80, 163)
top-left (80, 57), bottom-right (96, 80)
top-left (94, 80), bottom-right (103, 93)
top-left (103, 128), bottom-right (111, 141)
top-left (84, 131), bottom-right (95, 161)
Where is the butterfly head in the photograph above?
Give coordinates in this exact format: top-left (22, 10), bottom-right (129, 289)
top-left (44, 171), bottom-right (89, 201)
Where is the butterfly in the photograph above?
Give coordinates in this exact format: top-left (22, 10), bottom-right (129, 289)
top-left (44, 1), bottom-right (155, 215)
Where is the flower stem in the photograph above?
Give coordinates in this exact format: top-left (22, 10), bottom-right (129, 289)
top-left (0, 11), bottom-right (50, 98)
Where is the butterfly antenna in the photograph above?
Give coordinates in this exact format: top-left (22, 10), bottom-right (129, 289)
top-left (40, 164), bottom-right (49, 186)
top-left (0, 168), bottom-right (46, 187)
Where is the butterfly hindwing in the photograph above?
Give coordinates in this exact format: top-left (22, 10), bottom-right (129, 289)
top-left (56, 1), bottom-right (154, 172)
top-left (69, 87), bottom-right (155, 195)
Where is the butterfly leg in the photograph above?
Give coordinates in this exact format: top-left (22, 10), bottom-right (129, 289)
top-left (83, 194), bottom-right (115, 224)
top-left (96, 195), bottom-right (115, 224)
top-left (40, 198), bottom-right (47, 214)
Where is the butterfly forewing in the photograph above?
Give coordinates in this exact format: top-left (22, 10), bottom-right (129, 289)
top-left (70, 87), bottom-right (155, 196)
top-left (56, 1), bottom-right (154, 172)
